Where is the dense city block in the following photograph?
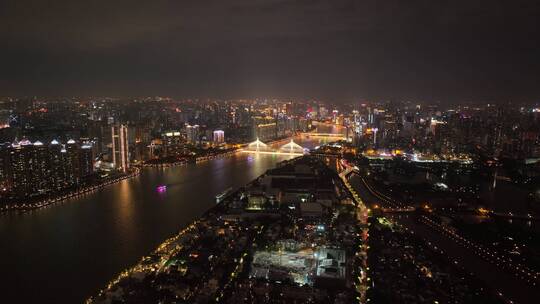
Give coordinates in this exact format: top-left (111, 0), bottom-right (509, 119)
top-left (1, 97), bottom-right (540, 304)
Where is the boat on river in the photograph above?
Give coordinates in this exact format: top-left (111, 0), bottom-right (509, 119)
top-left (215, 187), bottom-right (233, 203)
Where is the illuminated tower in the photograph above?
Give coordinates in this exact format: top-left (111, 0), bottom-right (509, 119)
top-left (9, 141), bottom-right (32, 197)
top-left (186, 124), bottom-right (200, 144)
top-left (65, 139), bottom-right (80, 184)
top-left (31, 141), bottom-right (50, 193)
top-left (80, 143), bottom-right (94, 178)
top-left (49, 139), bottom-right (66, 190)
top-left (112, 124), bottom-right (129, 172)
top-left (372, 128), bottom-right (378, 146)
top-left (0, 144), bottom-right (9, 192)
top-left (213, 130), bottom-right (225, 144)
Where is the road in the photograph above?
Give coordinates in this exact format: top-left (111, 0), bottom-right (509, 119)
top-left (349, 173), bottom-right (540, 304)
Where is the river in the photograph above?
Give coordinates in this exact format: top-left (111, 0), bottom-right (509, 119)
top-left (0, 125), bottom-right (344, 303)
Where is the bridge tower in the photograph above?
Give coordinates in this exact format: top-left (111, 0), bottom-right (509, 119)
top-left (247, 138), bottom-right (268, 152)
top-left (278, 139), bottom-right (305, 154)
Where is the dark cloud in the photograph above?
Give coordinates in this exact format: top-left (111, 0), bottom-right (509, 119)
top-left (1, 0), bottom-right (539, 102)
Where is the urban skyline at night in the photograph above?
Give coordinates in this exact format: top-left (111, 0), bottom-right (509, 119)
top-left (1, 1), bottom-right (540, 304)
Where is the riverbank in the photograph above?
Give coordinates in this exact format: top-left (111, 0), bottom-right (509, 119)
top-left (140, 148), bottom-right (241, 168)
top-left (1, 147), bottom-right (248, 213)
top-left (87, 161), bottom-right (261, 303)
top-left (87, 155), bottom-right (367, 304)
top-left (195, 148), bottom-right (240, 163)
top-left (0, 168), bottom-right (141, 213)
top-left (0, 125), bottom-right (350, 304)
top-left (0, 140), bottom-right (286, 214)
top-left (139, 134), bottom-right (303, 168)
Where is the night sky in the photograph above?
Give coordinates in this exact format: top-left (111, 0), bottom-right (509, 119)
top-left (1, 0), bottom-right (539, 102)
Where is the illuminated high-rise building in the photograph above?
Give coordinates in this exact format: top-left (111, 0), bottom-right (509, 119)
top-left (31, 141), bottom-right (50, 194)
top-left (79, 143), bottom-right (94, 178)
top-left (213, 130), bottom-right (225, 144)
top-left (49, 139), bottom-right (66, 191)
top-left (186, 124), bottom-right (200, 144)
top-left (65, 139), bottom-right (80, 184)
top-left (8, 141), bottom-right (31, 197)
top-left (112, 124), bottom-right (129, 172)
top-left (0, 144), bottom-right (9, 192)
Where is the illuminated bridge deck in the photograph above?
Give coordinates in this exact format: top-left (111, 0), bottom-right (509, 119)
top-left (241, 138), bottom-right (308, 156)
top-left (300, 132), bottom-right (347, 138)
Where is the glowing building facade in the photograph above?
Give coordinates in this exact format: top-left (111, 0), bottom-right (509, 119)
top-left (186, 124), bottom-right (200, 144)
top-left (213, 130), bottom-right (225, 144)
top-left (112, 124), bottom-right (129, 172)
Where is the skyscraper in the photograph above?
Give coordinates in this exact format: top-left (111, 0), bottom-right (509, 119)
top-left (31, 141), bottom-right (50, 194)
top-left (49, 139), bottom-right (66, 191)
top-left (9, 141), bottom-right (31, 197)
top-left (79, 143), bottom-right (94, 178)
top-left (0, 144), bottom-right (9, 192)
top-left (65, 139), bottom-right (80, 184)
top-left (112, 124), bottom-right (129, 172)
top-left (186, 124), bottom-right (200, 144)
top-left (213, 130), bottom-right (225, 144)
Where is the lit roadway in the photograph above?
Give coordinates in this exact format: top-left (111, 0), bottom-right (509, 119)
top-left (240, 150), bottom-right (304, 156)
top-left (348, 172), bottom-right (540, 304)
top-left (335, 159), bottom-right (369, 303)
top-left (299, 132), bottom-right (347, 138)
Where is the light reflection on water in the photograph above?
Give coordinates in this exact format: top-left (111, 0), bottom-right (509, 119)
top-left (0, 133), bottom-right (334, 303)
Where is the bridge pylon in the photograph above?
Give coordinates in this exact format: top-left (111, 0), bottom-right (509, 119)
top-left (278, 139), bottom-right (305, 154)
top-left (247, 138), bottom-right (269, 152)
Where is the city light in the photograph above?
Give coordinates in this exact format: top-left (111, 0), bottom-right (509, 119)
top-left (1, 4), bottom-right (538, 301)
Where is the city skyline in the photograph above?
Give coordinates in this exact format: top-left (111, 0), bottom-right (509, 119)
top-left (1, 1), bottom-right (540, 304)
top-left (1, 96), bottom-right (539, 303)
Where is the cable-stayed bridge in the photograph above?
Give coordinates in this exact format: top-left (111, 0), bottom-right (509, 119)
top-left (241, 138), bottom-right (308, 156)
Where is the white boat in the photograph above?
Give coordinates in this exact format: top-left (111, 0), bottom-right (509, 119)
top-left (215, 187), bottom-right (233, 203)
